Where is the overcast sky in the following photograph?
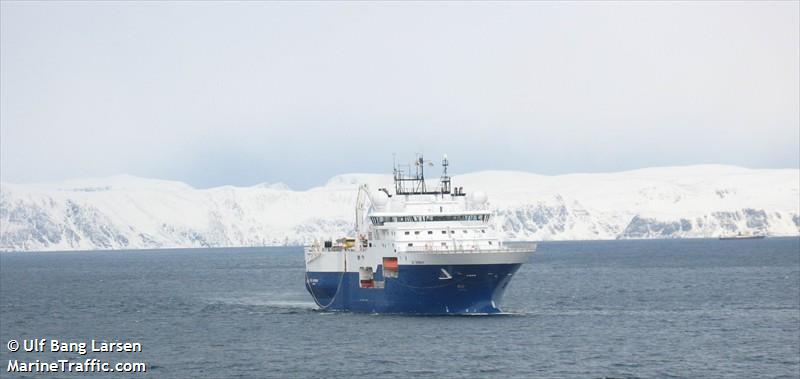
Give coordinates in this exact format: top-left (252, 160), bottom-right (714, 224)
top-left (1, 2), bottom-right (798, 189)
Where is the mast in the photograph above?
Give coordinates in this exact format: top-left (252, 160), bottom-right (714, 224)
top-left (392, 153), bottom-right (463, 196)
top-left (440, 154), bottom-right (451, 195)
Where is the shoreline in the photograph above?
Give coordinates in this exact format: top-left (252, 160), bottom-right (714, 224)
top-left (2, 235), bottom-right (798, 254)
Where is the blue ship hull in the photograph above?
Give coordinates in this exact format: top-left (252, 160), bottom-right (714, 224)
top-left (305, 263), bottom-right (522, 314)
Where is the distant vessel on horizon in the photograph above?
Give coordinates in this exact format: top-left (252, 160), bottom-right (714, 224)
top-left (719, 232), bottom-right (766, 240)
top-left (303, 154), bottom-right (535, 314)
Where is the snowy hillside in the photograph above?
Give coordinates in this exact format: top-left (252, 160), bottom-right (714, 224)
top-left (1, 166), bottom-right (798, 251)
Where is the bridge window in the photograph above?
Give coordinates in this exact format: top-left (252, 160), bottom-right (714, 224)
top-left (370, 217), bottom-right (388, 226)
top-left (372, 214), bottom-right (491, 223)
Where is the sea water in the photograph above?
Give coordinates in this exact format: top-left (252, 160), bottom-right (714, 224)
top-left (1, 238), bottom-right (798, 378)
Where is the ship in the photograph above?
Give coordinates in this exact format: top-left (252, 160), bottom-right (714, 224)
top-left (718, 232), bottom-right (766, 240)
top-left (304, 154), bottom-right (536, 314)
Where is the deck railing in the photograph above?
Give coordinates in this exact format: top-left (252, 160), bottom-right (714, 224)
top-left (404, 242), bottom-right (537, 254)
top-left (305, 242), bottom-right (537, 255)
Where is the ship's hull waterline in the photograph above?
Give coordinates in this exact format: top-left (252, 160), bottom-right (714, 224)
top-left (305, 262), bottom-right (524, 314)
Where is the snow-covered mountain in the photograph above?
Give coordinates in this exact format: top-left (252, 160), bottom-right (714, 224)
top-left (1, 165), bottom-right (798, 251)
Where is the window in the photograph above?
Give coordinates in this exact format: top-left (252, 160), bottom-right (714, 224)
top-left (407, 243), bottom-right (413, 247)
top-left (441, 231), bottom-right (447, 234)
top-left (427, 231), bottom-right (433, 235)
top-left (463, 230), bottom-right (468, 233)
top-left (404, 231), bottom-right (410, 235)
top-left (369, 214), bottom-right (491, 223)
top-left (481, 230), bottom-right (486, 233)
top-left (414, 231), bottom-right (420, 235)
top-left (488, 241), bottom-right (493, 245)
top-left (450, 231), bottom-right (455, 234)
top-left (441, 242), bottom-right (447, 247)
